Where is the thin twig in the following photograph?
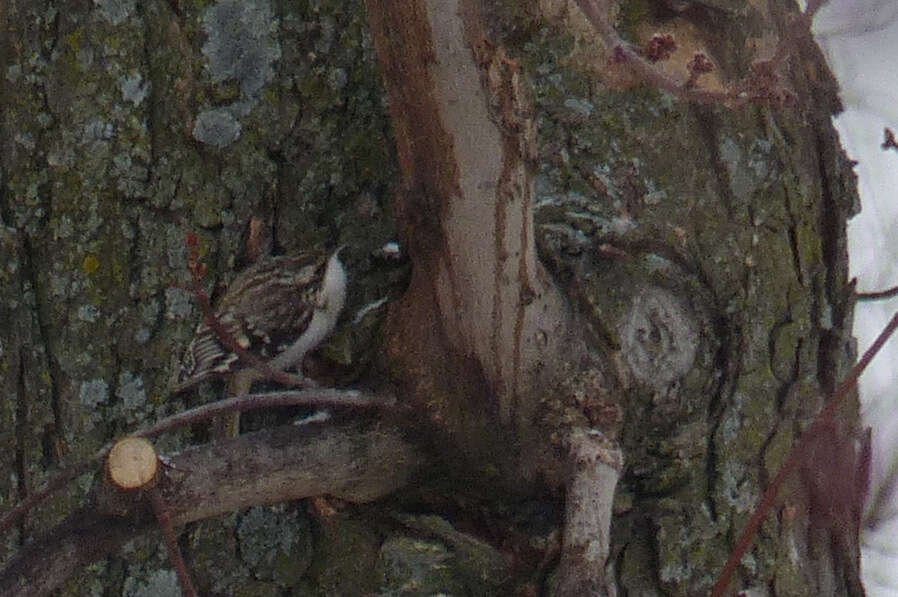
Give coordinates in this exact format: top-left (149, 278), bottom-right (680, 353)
top-left (149, 490), bottom-right (198, 597)
top-left (857, 283), bottom-right (898, 301)
top-left (572, 0), bottom-right (818, 106)
top-left (710, 310), bottom-right (898, 597)
top-left (573, 0), bottom-right (735, 104)
top-left (138, 389), bottom-right (392, 439)
top-left (0, 458), bottom-right (105, 536)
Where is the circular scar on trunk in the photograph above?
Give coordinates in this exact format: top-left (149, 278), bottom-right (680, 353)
top-left (619, 287), bottom-right (698, 387)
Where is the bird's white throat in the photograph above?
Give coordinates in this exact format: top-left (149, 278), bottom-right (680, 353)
top-left (269, 249), bottom-right (346, 372)
top-left (321, 249), bottom-right (347, 315)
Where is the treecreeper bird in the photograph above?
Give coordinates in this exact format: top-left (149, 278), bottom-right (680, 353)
top-left (174, 248), bottom-right (347, 436)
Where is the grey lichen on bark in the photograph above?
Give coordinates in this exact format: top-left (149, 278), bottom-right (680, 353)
top-left (0, 0), bottom-right (865, 594)
top-left (490, 0), bottom-right (860, 594)
top-left (1, 0), bottom-right (404, 594)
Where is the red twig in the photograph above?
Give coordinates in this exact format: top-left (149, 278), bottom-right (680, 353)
top-left (857, 281), bottom-right (898, 301)
top-left (572, 0), bottom-right (818, 106)
top-left (138, 389), bottom-right (390, 439)
top-left (573, 0), bottom-right (733, 104)
top-left (149, 490), bottom-right (198, 597)
top-left (710, 310), bottom-right (898, 597)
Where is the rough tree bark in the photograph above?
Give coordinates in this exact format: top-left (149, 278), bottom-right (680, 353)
top-left (0, 0), bottom-right (862, 595)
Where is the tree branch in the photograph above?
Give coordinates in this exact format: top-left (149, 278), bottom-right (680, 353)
top-left (857, 282), bottom-right (898, 301)
top-left (0, 420), bottom-right (422, 597)
top-left (0, 388), bottom-right (391, 536)
top-left (555, 428), bottom-right (623, 597)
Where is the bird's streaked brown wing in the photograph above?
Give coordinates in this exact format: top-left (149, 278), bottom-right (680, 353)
top-left (173, 253), bottom-right (328, 393)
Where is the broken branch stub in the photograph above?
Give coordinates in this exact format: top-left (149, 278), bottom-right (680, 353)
top-left (555, 428), bottom-right (624, 597)
top-left (106, 436), bottom-right (159, 491)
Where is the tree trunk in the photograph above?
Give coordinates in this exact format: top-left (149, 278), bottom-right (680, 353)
top-left (0, 0), bottom-right (863, 595)
top-left (367, 0), bottom-right (862, 595)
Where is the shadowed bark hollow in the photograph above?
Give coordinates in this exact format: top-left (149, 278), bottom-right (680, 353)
top-left (0, 0), bottom-right (863, 595)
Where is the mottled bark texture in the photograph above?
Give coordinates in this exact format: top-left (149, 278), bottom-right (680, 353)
top-left (368, 0), bottom-right (861, 595)
top-left (0, 0), bottom-right (409, 594)
top-left (0, 0), bottom-right (862, 595)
